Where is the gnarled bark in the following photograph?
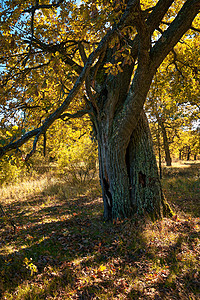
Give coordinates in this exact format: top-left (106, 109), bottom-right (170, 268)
top-left (127, 111), bottom-right (171, 220)
top-left (96, 109), bottom-right (172, 221)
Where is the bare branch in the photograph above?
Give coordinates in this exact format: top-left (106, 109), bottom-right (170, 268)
top-left (1, 61), bottom-right (51, 88)
top-left (188, 26), bottom-right (200, 33)
top-left (22, 1), bottom-right (37, 66)
top-left (170, 48), bottom-right (184, 78)
top-left (31, 38), bottom-right (83, 75)
top-left (0, 128), bottom-right (40, 158)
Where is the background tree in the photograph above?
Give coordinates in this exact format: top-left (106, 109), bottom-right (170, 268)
top-left (174, 128), bottom-right (200, 161)
top-left (146, 32), bottom-right (200, 166)
top-left (0, 0), bottom-right (199, 221)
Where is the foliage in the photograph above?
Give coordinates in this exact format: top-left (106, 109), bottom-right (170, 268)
top-left (0, 0), bottom-right (199, 160)
top-left (56, 135), bottom-right (98, 183)
top-left (146, 34), bottom-right (200, 162)
top-left (173, 128), bottom-right (200, 160)
top-left (24, 257), bottom-right (38, 276)
top-left (0, 155), bottom-right (27, 185)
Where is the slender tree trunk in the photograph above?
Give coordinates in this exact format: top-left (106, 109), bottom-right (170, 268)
top-left (156, 124), bottom-right (162, 179)
top-left (186, 146), bottom-right (191, 161)
top-left (179, 149), bottom-right (182, 160)
top-left (158, 119), bottom-right (172, 166)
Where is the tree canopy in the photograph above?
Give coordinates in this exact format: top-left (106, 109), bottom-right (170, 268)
top-left (0, 0), bottom-right (199, 159)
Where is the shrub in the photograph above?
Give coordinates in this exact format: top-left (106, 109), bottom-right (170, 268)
top-left (56, 136), bottom-right (98, 183)
top-left (0, 155), bottom-right (28, 185)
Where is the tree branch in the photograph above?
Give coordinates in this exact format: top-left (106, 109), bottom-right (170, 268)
top-left (150, 0), bottom-right (200, 70)
top-left (31, 38), bottom-right (83, 75)
top-left (78, 43), bottom-right (87, 65)
top-left (22, 0), bottom-right (37, 66)
top-left (60, 109), bottom-right (89, 121)
top-left (25, 133), bottom-right (40, 161)
top-left (170, 48), bottom-right (184, 78)
top-left (129, 0), bottom-right (174, 65)
top-left (161, 21), bottom-right (200, 33)
top-left (110, 0), bottom-right (200, 147)
top-left (146, 0), bottom-right (174, 32)
top-left (1, 0), bottom-right (139, 159)
top-left (23, 0), bottom-right (65, 13)
top-left (0, 128), bottom-right (40, 158)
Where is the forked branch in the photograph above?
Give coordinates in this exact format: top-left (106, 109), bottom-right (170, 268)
top-left (0, 0), bottom-right (139, 159)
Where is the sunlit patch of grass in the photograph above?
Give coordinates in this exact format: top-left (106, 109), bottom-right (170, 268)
top-left (0, 176), bottom-right (49, 203)
top-left (0, 163), bottom-right (199, 299)
top-left (162, 161), bottom-right (200, 218)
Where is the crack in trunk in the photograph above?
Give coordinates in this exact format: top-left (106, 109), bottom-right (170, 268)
top-left (96, 109), bottom-right (173, 221)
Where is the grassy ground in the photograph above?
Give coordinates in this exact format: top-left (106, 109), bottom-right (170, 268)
top-left (0, 161), bottom-right (199, 299)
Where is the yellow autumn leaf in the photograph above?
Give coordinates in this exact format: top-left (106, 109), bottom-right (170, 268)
top-left (6, 131), bottom-right (12, 137)
top-left (98, 265), bottom-right (106, 272)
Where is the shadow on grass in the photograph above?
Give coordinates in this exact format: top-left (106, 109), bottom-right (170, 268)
top-left (162, 162), bottom-right (200, 178)
top-left (127, 219), bottom-right (200, 300)
top-left (0, 173), bottom-right (199, 299)
top-left (0, 177), bottom-right (148, 299)
top-left (162, 162), bottom-right (200, 218)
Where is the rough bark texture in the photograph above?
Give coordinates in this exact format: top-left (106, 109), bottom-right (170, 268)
top-left (97, 109), bottom-right (172, 221)
top-left (97, 119), bottom-right (131, 221)
top-left (127, 111), bottom-right (170, 220)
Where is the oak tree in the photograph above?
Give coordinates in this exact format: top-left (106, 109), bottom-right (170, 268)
top-left (0, 0), bottom-right (199, 220)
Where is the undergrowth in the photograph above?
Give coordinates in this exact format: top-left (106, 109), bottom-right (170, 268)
top-left (0, 161), bottom-right (199, 299)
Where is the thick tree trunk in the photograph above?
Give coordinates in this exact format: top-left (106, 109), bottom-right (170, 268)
top-left (97, 110), bottom-right (172, 221)
top-left (127, 111), bottom-right (171, 220)
top-left (97, 125), bottom-right (131, 220)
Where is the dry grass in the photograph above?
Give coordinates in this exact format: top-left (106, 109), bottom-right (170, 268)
top-left (0, 162), bottom-right (199, 299)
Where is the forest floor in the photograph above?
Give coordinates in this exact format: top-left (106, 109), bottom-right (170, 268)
top-left (0, 161), bottom-right (199, 299)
